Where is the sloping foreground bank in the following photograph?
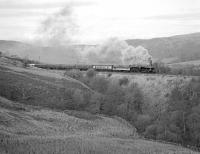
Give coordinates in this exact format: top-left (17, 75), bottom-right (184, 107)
top-left (0, 96), bottom-right (198, 154)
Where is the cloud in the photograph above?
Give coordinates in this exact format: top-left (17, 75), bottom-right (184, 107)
top-left (145, 12), bottom-right (200, 21)
top-left (0, 9), bottom-right (49, 18)
top-left (0, 0), bottom-right (94, 9)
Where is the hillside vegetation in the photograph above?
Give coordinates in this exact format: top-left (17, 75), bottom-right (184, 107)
top-left (1, 96), bottom-right (198, 154)
top-left (0, 58), bottom-right (200, 153)
top-left (108, 73), bottom-right (192, 111)
top-left (0, 66), bottom-right (95, 110)
top-left (64, 69), bottom-right (200, 147)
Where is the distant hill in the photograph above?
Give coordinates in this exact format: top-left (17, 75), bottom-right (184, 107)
top-left (168, 59), bottom-right (200, 68)
top-left (1, 32), bottom-right (200, 64)
top-left (0, 40), bottom-right (81, 64)
top-left (126, 32), bottom-right (200, 63)
top-left (0, 40), bottom-right (42, 60)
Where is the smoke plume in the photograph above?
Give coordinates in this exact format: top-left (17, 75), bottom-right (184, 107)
top-left (22, 5), bottom-right (152, 66)
top-left (37, 4), bottom-right (78, 46)
top-left (83, 38), bottom-right (152, 65)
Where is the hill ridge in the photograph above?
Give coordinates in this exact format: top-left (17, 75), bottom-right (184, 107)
top-left (1, 32), bottom-right (200, 64)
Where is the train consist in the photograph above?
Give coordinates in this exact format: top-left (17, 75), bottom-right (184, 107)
top-left (29, 63), bottom-right (156, 73)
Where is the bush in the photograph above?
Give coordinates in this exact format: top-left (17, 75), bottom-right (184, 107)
top-left (64, 69), bottom-right (83, 80)
top-left (125, 83), bottom-right (144, 114)
top-left (118, 77), bottom-right (129, 86)
top-left (87, 93), bottom-right (104, 113)
top-left (102, 82), bottom-right (125, 115)
top-left (72, 89), bottom-right (85, 108)
top-left (135, 114), bottom-right (152, 133)
top-left (153, 62), bottom-right (171, 74)
top-left (144, 124), bottom-right (158, 139)
top-left (86, 68), bottom-right (96, 78)
top-left (89, 76), bottom-right (109, 93)
top-left (60, 88), bottom-right (75, 110)
top-left (107, 73), bottom-right (112, 77)
top-left (171, 65), bottom-right (200, 76)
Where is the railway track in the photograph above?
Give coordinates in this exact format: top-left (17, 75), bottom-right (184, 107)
top-left (29, 63), bottom-right (156, 74)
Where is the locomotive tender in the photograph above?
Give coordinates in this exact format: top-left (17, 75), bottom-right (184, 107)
top-left (29, 63), bottom-right (155, 73)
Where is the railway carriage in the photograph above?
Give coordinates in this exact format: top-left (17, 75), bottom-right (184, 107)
top-left (92, 65), bottom-right (113, 71)
top-left (30, 63), bottom-right (155, 73)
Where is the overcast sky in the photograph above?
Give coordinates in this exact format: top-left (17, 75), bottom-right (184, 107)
top-left (0, 0), bottom-right (200, 44)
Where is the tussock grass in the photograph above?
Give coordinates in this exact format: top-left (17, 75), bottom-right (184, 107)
top-left (0, 97), bottom-right (197, 154)
top-left (1, 136), bottom-right (198, 154)
top-left (0, 68), bottom-right (92, 109)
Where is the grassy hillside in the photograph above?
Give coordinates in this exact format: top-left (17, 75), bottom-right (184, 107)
top-left (0, 61), bottom-right (94, 109)
top-left (0, 96), bottom-right (135, 138)
top-left (0, 58), bottom-right (199, 153)
top-left (126, 32), bottom-right (200, 62)
top-left (0, 96), bottom-right (197, 154)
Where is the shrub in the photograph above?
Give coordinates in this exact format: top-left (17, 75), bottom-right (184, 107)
top-left (60, 88), bottom-right (75, 110)
top-left (135, 114), bottom-right (152, 133)
top-left (89, 76), bottom-right (109, 93)
top-left (64, 69), bottom-right (83, 80)
top-left (125, 83), bottom-right (144, 114)
top-left (118, 77), bottom-right (129, 86)
top-left (153, 62), bottom-right (171, 74)
top-left (87, 93), bottom-right (104, 113)
top-left (107, 73), bottom-right (112, 77)
top-left (72, 89), bottom-right (85, 108)
top-left (144, 124), bottom-right (158, 139)
top-left (86, 68), bottom-right (96, 78)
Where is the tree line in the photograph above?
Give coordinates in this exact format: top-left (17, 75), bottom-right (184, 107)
top-left (1, 66), bottom-right (199, 147)
top-left (64, 69), bottom-right (200, 147)
top-left (153, 62), bottom-right (200, 76)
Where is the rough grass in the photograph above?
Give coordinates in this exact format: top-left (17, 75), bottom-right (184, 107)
top-left (0, 96), bottom-right (197, 154)
top-left (0, 95), bottom-right (136, 136)
top-left (1, 135), bottom-right (198, 154)
top-left (64, 110), bottom-right (101, 120)
top-left (0, 65), bottom-right (94, 110)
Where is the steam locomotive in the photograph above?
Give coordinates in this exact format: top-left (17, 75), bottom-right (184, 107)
top-left (29, 63), bottom-right (156, 73)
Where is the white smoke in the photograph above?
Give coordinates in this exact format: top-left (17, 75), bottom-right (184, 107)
top-left (28, 5), bottom-right (152, 66)
top-left (25, 4), bottom-right (82, 64)
top-left (83, 38), bottom-right (152, 66)
top-left (122, 45), bottom-right (152, 65)
top-left (36, 4), bottom-right (78, 46)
